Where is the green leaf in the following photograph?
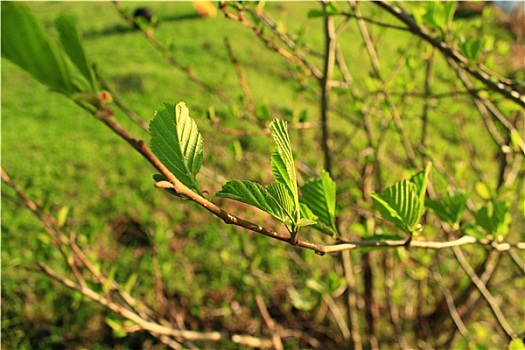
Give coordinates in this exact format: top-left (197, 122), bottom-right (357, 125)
top-left (55, 14), bottom-right (97, 93)
top-left (300, 170), bottom-right (337, 234)
top-left (427, 190), bottom-right (467, 228)
top-left (216, 180), bottom-right (285, 221)
top-left (423, 2), bottom-right (455, 31)
top-left (370, 180), bottom-right (421, 233)
top-left (267, 182), bottom-right (295, 220)
top-left (508, 338), bottom-right (525, 350)
top-left (409, 162), bottom-right (432, 221)
top-left (460, 37), bottom-right (482, 62)
top-left (300, 202), bottom-right (337, 236)
top-left (269, 119), bottom-right (299, 220)
top-left (475, 182), bottom-right (493, 200)
top-left (1, 2), bottom-right (74, 95)
top-left (296, 217), bottom-right (317, 228)
top-left (307, 3), bottom-right (339, 18)
top-left (370, 164), bottom-right (431, 234)
top-left (150, 102), bottom-right (203, 194)
top-left (106, 317), bottom-right (127, 338)
top-left (475, 200), bottom-right (511, 237)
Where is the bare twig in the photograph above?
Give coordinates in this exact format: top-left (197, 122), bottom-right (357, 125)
top-left (112, 1), bottom-right (233, 107)
top-left (94, 67), bottom-right (149, 131)
top-left (421, 49), bottom-right (435, 149)
top-left (247, 7), bottom-right (323, 78)
top-left (445, 56), bottom-right (525, 154)
top-left (374, 1), bottom-right (525, 108)
top-left (255, 295), bottom-right (284, 350)
top-left (220, 7), bottom-right (321, 79)
top-left (383, 251), bottom-right (409, 348)
top-left (431, 264), bottom-right (469, 340)
top-left (224, 37), bottom-right (256, 117)
top-left (452, 247), bottom-right (517, 340)
top-left (39, 262), bottom-right (274, 347)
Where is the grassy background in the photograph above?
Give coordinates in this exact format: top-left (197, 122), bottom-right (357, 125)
top-left (2, 2), bottom-right (523, 349)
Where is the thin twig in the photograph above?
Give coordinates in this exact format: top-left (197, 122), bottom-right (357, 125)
top-left (431, 263), bottom-right (469, 339)
top-left (255, 295), bottom-right (284, 350)
top-left (445, 56), bottom-right (525, 154)
top-left (224, 37), bottom-right (256, 117)
top-left (374, 1), bottom-right (525, 108)
top-left (94, 67), bottom-right (149, 131)
top-left (421, 48), bottom-right (435, 149)
top-left (39, 262), bottom-right (274, 347)
top-left (112, 1), bottom-right (233, 107)
top-left (246, 7), bottom-right (323, 79)
top-left (452, 246), bottom-right (517, 340)
top-left (220, 7), bottom-right (320, 79)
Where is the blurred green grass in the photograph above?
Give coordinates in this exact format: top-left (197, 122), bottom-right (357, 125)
top-left (2, 2), bottom-right (523, 349)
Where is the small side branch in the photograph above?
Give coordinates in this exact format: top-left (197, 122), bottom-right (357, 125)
top-left (373, 1), bottom-right (525, 108)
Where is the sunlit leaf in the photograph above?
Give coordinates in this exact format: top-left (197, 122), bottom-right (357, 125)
top-left (55, 14), bottom-right (97, 93)
top-left (508, 338), bottom-right (525, 350)
top-left (475, 182), bottom-right (493, 200)
top-left (475, 200), bottom-right (511, 237)
top-left (370, 180), bottom-right (421, 233)
top-left (150, 102), bottom-right (203, 194)
top-left (370, 164), bottom-right (431, 235)
top-left (269, 119), bottom-right (300, 222)
top-left (300, 170), bottom-right (337, 235)
top-left (216, 180), bottom-right (285, 221)
top-left (267, 182), bottom-right (295, 219)
top-left (1, 2), bottom-right (74, 95)
top-left (427, 190), bottom-right (467, 228)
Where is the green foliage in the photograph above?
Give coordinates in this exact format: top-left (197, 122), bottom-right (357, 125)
top-left (3, 2), bottom-right (523, 349)
top-left (55, 14), bottom-right (98, 93)
top-left (422, 1), bottom-right (456, 32)
top-left (427, 190), bottom-right (468, 229)
top-left (1, 2), bottom-right (75, 95)
top-left (150, 102), bottom-right (204, 195)
top-left (459, 37), bottom-right (482, 62)
top-left (369, 163), bottom-right (432, 236)
top-left (475, 200), bottom-right (511, 237)
top-left (307, 2), bottom-right (339, 18)
top-left (509, 338), bottom-right (525, 350)
top-left (1, 3), bottom-right (102, 112)
top-left (300, 170), bottom-right (338, 236)
top-left (217, 118), bottom-right (318, 237)
top-left (217, 180), bottom-right (287, 221)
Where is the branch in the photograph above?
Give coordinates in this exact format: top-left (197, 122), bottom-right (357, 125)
top-left (112, 1), bottom-right (233, 107)
top-left (38, 262), bottom-right (273, 348)
top-left (373, 1), bottom-right (525, 108)
top-left (220, 5), bottom-right (321, 79)
top-left (452, 246), bottom-right (517, 340)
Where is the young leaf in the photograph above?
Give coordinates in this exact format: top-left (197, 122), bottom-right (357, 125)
top-left (301, 202), bottom-right (340, 235)
top-left (267, 182), bottom-right (295, 220)
top-left (307, 2), bottom-right (339, 18)
top-left (300, 170), bottom-right (337, 235)
top-left (508, 338), bottom-right (525, 350)
top-left (427, 190), bottom-right (467, 228)
top-left (1, 2), bottom-right (74, 95)
top-left (269, 120), bottom-right (298, 200)
top-left (150, 102), bottom-right (203, 194)
top-left (269, 119), bottom-right (300, 223)
top-left (475, 200), bottom-right (511, 237)
top-left (55, 14), bottom-right (97, 93)
top-left (410, 162), bottom-right (432, 222)
top-left (370, 180), bottom-right (421, 234)
top-left (370, 164), bottom-right (431, 235)
top-left (216, 180), bottom-right (285, 222)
